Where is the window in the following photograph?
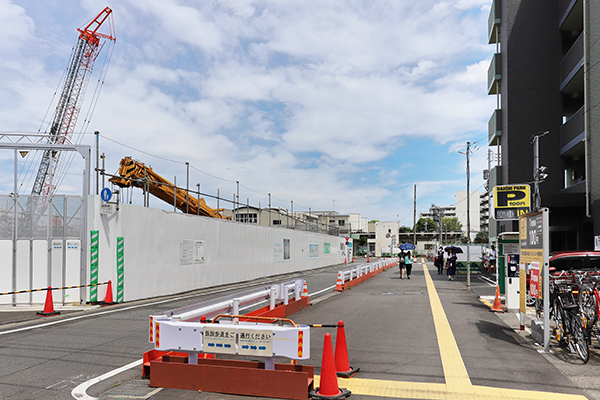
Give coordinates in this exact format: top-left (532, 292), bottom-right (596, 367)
top-left (235, 213), bottom-right (258, 223)
top-left (590, 257), bottom-right (600, 269)
top-left (338, 220), bottom-right (345, 226)
top-left (273, 220), bottom-right (282, 225)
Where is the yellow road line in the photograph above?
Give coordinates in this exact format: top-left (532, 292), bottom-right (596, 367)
top-left (423, 264), bottom-right (473, 394)
top-left (313, 375), bottom-right (586, 400)
top-left (481, 298), bottom-right (493, 308)
top-left (312, 264), bottom-right (586, 399)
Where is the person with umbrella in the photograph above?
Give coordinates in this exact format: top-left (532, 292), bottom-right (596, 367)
top-left (434, 246), bottom-right (445, 275)
top-left (404, 251), bottom-right (414, 279)
top-left (398, 250), bottom-right (406, 279)
top-left (397, 243), bottom-right (414, 280)
top-left (445, 247), bottom-right (459, 281)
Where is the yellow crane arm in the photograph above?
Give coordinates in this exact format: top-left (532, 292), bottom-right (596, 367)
top-left (109, 157), bottom-right (229, 219)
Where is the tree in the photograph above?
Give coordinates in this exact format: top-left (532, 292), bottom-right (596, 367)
top-left (474, 231), bottom-right (489, 244)
top-left (368, 220), bottom-right (379, 223)
top-left (399, 226), bottom-right (412, 233)
top-left (442, 217), bottom-right (462, 232)
top-left (415, 217), bottom-right (436, 232)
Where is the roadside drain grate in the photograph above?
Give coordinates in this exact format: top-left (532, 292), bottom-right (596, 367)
top-left (102, 380), bottom-right (162, 399)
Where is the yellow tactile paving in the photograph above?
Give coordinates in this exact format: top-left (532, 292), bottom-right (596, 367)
top-left (313, 263), bottom-right (587, 399)
top-left (423, 264), bottom-right (473, 394)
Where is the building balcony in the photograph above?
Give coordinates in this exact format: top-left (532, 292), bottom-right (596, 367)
top-left (488, 0), bottom-right (501, 44)
top-left (560, 32), bottom-right (583, 91)
top-left (560, 0), bottom-right (582, 31)
top-left (560, 106), bottom-right (584, 154)
top-left (488, 109), bottom-right (502, 146)
top-left (488, 53), bottom-right (501, 95)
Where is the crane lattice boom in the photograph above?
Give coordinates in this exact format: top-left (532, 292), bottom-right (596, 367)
top-left (31, 7), bottom-right (115, 197)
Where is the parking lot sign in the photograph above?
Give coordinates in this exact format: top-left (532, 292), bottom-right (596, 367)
top-left (494, 185), bottom-right (531, 220)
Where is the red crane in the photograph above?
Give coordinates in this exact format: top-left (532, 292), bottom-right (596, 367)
top-left (31, 7), bottom-right (116, 198)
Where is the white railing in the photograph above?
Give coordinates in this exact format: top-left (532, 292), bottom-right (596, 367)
top-left (148, 278), bottom-right (309, 368)
top-left (337, 258), bottom-right (394, 284)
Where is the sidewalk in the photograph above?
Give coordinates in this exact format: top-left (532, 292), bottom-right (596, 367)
top-left (146, 262), bottom-right (589, 399)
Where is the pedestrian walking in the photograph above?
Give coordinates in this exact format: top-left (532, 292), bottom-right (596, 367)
top-left (405, 251), bottom-right (413, 279)
top-left (435, 247), bottom-right (445, 275)
top-left (446, 249), bottom-right (457, 281)
top-left (398, 250), bottom-right (406, 279)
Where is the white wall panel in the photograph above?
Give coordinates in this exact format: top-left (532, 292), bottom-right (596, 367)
top-left (32, 240), bottom-right (48, 304)
top-left (51, 240), bottom-right (63, 290)
top-left (65, 240), bottom-right (81, 304)
top-left (16, 240), bottom-right (30, 304)
top-left (87, 197), bottom-right (347, 303)
top-left (0, 240), bottom-right (12, 304)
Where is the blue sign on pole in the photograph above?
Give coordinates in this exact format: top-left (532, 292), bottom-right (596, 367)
top-left (101, 187), bottom-right (112, 202)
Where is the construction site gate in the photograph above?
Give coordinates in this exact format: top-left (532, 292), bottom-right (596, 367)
top-left (0, 134), bottom-right (91, 306)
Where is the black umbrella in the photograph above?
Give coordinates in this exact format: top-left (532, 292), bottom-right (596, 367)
top-left (444, 246), bottom-right (463, 254)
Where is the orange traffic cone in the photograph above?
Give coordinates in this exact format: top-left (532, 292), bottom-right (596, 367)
top-left (490, 285), bottom-right (504, 313)
top-left (366, 256), bottom-right (370, 263)
top-left (101, 280), bottom-right (116, 306)
top-left (37, 287), bottom-right (60, 316)
top-left (334, 321), bottom-right (360, 378)
top-left (302, 280), bottom-right (310, 303)
top-left (309, 333), bottom-right (350, 399)
top-left (351, 257), bottom-right (354, 263)
top-left (334, 272), bottom-right (344, 292)
top-left (344, 257), bottom-right (347, 264)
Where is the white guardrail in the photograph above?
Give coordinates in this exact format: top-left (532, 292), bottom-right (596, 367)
top-left (337, 258), bottom-right (394, 283)
top-left (148, 279), bottom-right (309, 367)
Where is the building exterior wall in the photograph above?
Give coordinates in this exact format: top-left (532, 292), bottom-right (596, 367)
top-left (455, 190), bottom-right (481, 241)
top-left (588, 1), bottom-right (600, 234)
top-left (489, 0), bottom-right (599, 249)
top-left (374, 221), bottom-right (399, 256)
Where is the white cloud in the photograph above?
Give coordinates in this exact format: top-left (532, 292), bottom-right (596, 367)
top-left (0, 0), bottom-right (496, 221)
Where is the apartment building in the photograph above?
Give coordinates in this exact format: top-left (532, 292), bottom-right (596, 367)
top-left (487, 0), bottom-right (600, 250)
top-left (420, 190), bottom-right (489, 241)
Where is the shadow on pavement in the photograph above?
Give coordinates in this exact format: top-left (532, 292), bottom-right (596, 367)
top-left (474, 320), bottom-right (521, 346)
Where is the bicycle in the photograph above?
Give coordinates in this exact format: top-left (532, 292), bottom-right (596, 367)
top-left (550, 271), bottom-right (589, 363)
top-left (577, 270), bottom-right (600, 348)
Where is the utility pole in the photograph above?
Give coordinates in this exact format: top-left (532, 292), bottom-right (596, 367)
top-left (413, 185), bottom-right (417, 247)
top-left (236, 181), bottom-right (239, 222)
top-left (186, 162), bottom-right (189, 214)
top-left (460, 142), bottom-right (472, 290)
top-left (197, 183), bottom-right (200, 215)
top-left (100, 153), bottom-right (106, 190)
top-left (95, 131), bottom-right (99, 195)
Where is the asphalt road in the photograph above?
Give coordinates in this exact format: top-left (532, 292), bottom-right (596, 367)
top-left (1, 259), bottom-right (600, 400)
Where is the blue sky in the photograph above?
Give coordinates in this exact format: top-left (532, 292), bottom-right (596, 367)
top-left (0, 0), bottom-right (497, 225)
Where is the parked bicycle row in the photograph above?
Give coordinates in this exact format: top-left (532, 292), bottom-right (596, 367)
top-left (535, 269), bottom-right (600, 363)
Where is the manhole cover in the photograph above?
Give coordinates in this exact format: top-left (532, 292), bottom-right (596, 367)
top-left (381, 292), bottom-right (395, 295)
top-left (102, 380), bottom-right (162, 399)
top-left (404, 292), bottom-right (422, 295)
